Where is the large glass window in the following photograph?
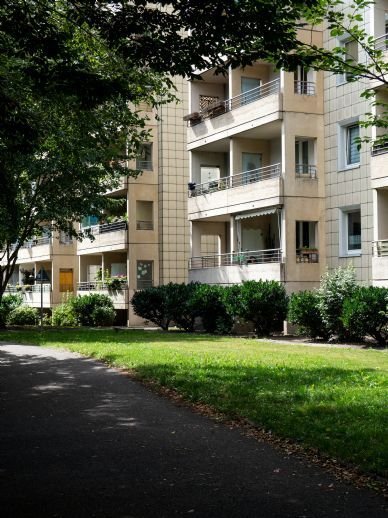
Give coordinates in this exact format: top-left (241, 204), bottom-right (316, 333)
top-left (340, 208), bottom-right (361, 255)
top-left (136, 143), bottom-right (153, 170)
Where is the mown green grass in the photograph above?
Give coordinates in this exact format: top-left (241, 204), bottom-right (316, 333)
top-left (1, 328), bottom-right (387, 477)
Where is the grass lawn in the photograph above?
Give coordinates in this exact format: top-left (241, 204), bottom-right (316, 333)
top-left (1, 328), bottom-right (387, 478)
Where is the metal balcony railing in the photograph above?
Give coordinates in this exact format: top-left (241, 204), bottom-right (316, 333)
top-left (373, 240), bottom-right (388, 257)
top-left (296, 249), bottom-right (319, 263)
top-left (294, 81), bottom-right (316, 95)
top-left (5, 283), bottom-right (51, 292)
top-left (136, 160), bottom-right (153, 170)
top-left (83, 219), bottom-right (127, 236)
top-left (10, 236), bottom-right (51, 250)
top-left (295, 164), bottom-right (317, 178)
top-left (77, 281), bottom-right (129, 291)
top-left (188, 163), bottom-right (281, 197)
top-left (375, 33), bottom-right (388, 51)
top-left (136, 220), bottom-right (154, 230)
top-left (189, 249), bottom-right (282, 269)
top-left (371, 141), bottom-right (388, 156)
top-left (184, 78), bottom-right (280, 126)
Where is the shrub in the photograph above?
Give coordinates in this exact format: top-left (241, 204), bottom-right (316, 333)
top-left (342, 286), bottom-right (388, 346)
top-left (167, 282), bottom-right (200, 332)
top-left (131, 285), bottom-right (172, 330)
top-left (70, 293), bottom-right (115, 327)
top-left (288, 290), bottom-right (329, 339)
top-left (317, 265), bottom-right (358, 341)
top-left (7, 305), bottom-right (38, 325)
top-left (0, 294), bottom-right (23, 327)
top-left (91, 306), bottom-right (116, 326)
top-left (190, 284), bottom-right (234, 334)
top-left (236, 280), bottom-right (288, 337)
top-left (52, 301), bottom-right (78, 327)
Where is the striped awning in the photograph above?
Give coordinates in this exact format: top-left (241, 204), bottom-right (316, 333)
top-left (235, 207), bottom-right (279, 220)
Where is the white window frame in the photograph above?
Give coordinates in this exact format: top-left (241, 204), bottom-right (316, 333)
top-left (339, 206), bottom-right (362, 257)
top-left (338, 118), bottom-right (360, 171)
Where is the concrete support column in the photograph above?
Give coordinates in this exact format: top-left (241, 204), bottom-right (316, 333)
top-left (191, 222), bottom-right (202, 257)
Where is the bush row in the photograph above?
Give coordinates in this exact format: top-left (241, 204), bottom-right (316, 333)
top-left (0, 293), bottom-right (116, 327)
top-left (288, 266), bottom-right (388, 345)
top-left (131, 280), bottom-right (288, 337)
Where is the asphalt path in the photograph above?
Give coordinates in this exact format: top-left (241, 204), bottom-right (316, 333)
top-left (0, 343), bottom-right (386, 518)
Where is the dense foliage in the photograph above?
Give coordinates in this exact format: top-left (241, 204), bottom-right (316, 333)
top-left (0, 294), bottom-right (23, 327)
top-left (288, 290), bottom-right (329, 339)
top-left (7, 305), bottom-right (38, 325)
top-left (52, 294), bottom-right (116, 327)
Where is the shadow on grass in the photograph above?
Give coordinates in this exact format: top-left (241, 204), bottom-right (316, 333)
top-left (105, 355), bottom-right (388, 477)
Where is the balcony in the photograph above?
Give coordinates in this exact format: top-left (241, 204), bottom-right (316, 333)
top-left (188, 164), bottom-right (282, 220)
top-left (372, 240), bottom-right (388, 286)
top-left (10, 236), bottom-right (52, 262)
top-left (186, 79), bottom-right (282, 147)
top-left (5, 284), bottom-right (52, 308)
top-left (188, 249), bottom-right (283, 284)
top-left (78, 220), bottom-right (128, 254)
top-left (375, 33), bottom-right (388, 52)
top-left (296, 249), bottom-right (319, 263)
top-left (77, 281), bottom-right (128, 308)
top-left (370, 141), bottom-right (388, 187)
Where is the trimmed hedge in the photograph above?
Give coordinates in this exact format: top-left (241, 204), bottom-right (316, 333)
top-left (288, 290), bottom-right (329, 340)
top-left (7, 305), bottom-right (38, 325)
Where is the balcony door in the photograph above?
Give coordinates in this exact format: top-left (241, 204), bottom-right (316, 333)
top-left (241, 77), bottom-right (261, 105)
top-left (59, 269), bottom-right (73, 292)
top-left (242, 153), bottom-right (262, 184)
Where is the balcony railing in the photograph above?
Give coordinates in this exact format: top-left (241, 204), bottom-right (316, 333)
top-left (77, 281), bottom-right (129, 291)
top-left (83, 219), bottom-right (127, 236)
top-left (371, 141), bottom-right (388, 156)
top-left (137, 279), bottom-right (153, 289)
top-left (373, 240), bottom-right (388, 257)
top-left (189, 163), bottom-right (281, 197)
top-left (296, 249), bottom-right (319, 263)
top-left (184, 78), bottom-right (280, 126)
top-left (295, 164), bottom-right (317, 178)
top-left (6, 283), bottom-right (51, 293)
top-left (136, 220), bottom-right (154, 230)
top-left (294, 81), bottom-right (316, 95)
top-left (9, 236), bottom-right (51, 251)
top-left (189, 249), bottom-right (282, 269)
top-left (136, 160), bottom-right (153, 170)
top-left (375, 33), bottom-right (388, 51)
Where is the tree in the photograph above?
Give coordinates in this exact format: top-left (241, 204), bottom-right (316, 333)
top-left (0, 0), bottom-right (315, 304)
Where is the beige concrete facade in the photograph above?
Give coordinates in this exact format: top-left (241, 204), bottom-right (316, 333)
top-left (186, 54), bottom-right (326, 293)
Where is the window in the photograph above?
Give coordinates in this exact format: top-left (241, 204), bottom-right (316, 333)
top-left (346, 124), bottom-right (360, 165)
top-left (241, 77), bottom-right (261, 105)
top-left (136, 143), bottom-right (153, 170)
top-left (295, 139), bottom-right (316, 177)
top-left (296, 221), bottom-right (318, 262)
top-left (337, 39), bottom-right (358, 84)
top-left (340, 208), bottom-right (361, 256)
top-left (338, 120), bottom-right (360, 170)
top-left (294, 67), bottom-right (315, 95)
top-left (137, 261), bottom-right (153, 289)
top-left (242, 153), bottom-right (262, 183)
top-left (136, 201), bottom-right (153, 230)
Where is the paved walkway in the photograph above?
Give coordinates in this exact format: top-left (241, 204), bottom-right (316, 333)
top-left (0, 344), bottom-right (386, 518)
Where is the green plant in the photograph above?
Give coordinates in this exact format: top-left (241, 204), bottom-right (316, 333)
top-left (91, 306), bottom-right (116, 326)
top-left (167, 283), bottom-right (201, 332)
top-left (236, 280), bottom-right (288, 337)
top-left (317, 265), bottom-right (358, 342)
top-left (131, 285), bottom-right (172, 331)
top-left (288, 290), bottom-right (329, 340)
top-left (342, 286), bottom-right (388, 346)
top-left (0, 293), bottom-right (23, 327)
top-left (70, 293), bottom-right (115, 327)
top-left (52, 301), bottom-right (78, 327)
top-left (7, 305), bottom-right (38, 325)
top-left (106, 276), bottom-right (127, 291)
top-left (190, 284), bottom-right (234, 334)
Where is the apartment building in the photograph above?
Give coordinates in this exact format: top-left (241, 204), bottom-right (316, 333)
top-left (5, 77), bottom-right (190, 326)
top-left (185, 27), bottom-right (326, 293)
top-left (185, 1), bottom-right (388, 293)
top-left (76, 76), bottom-right (190, 325)
top-left (324, 0), bottom-right (388, 286)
